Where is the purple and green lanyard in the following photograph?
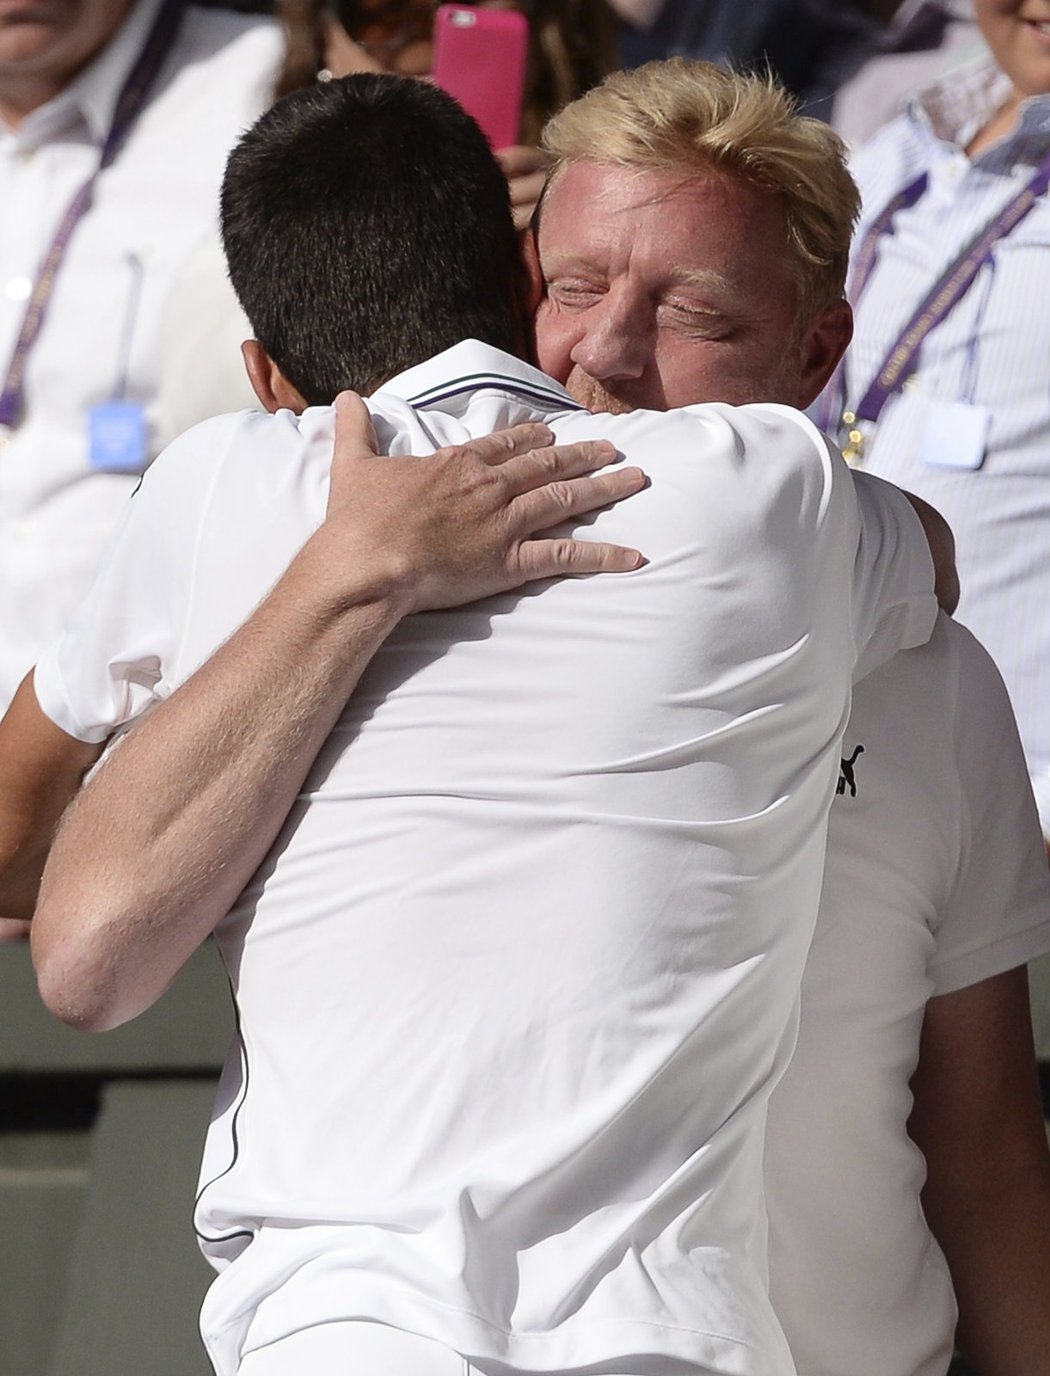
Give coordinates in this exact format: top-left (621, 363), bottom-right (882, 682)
top-left (828, 152), bottom-right (1050, 463)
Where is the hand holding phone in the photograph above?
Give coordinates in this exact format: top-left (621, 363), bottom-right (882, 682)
top-left (432, 4), bottom-right (528, 150)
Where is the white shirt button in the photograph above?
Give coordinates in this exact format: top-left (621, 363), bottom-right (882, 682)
top-left (4, 276), bottom-right (32, 302)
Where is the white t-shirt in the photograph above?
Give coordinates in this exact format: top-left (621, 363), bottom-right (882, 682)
top-left (35, 341), bottom-right (937, 1376)
top-left (766, 613), bottom-right (1050, 1376)
top-left (0, 0), bottom-right (280, 710)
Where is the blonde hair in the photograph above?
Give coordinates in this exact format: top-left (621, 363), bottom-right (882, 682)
top-left (541, 58), bottom-right (860, 318)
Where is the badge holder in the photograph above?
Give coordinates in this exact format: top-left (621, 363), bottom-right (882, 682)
top-left (89, 250), bottom-right (148, 473)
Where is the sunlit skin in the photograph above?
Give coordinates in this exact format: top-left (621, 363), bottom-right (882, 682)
top-left (531, 159), bottom-right (851, 415)
top-left (0, 0), bottom-right (135, 124)
top-left (976, 0), bottom-right (1050, 98)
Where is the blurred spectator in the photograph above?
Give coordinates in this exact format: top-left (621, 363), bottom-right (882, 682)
top-left (0, 0), bottom-right (280, 716)
top-left (830, 1), bottom-right (985, 147)
top-left (275, 0), bottom-right (619, 146)
top-left (612, 0), bottom-right (985, 146)
top-left (822, 0), bottom-right (1050, 853)
top-left (0, 0), bottom-right (280, 941)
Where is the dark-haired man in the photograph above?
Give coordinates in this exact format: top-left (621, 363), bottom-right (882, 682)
top-left (17, 71), bottom-right (941, 1376)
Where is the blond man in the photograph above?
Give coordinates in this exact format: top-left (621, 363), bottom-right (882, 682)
top-left (530, 61), bottom-right (1050, 1376)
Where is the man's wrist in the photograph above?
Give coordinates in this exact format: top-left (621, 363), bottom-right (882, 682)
top-left (296, 523), bottom-right (421, 624)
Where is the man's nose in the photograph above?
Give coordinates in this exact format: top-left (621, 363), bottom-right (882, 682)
top-left (569, 296), bottom-right (648, 382)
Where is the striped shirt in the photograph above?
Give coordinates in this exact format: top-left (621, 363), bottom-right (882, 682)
top-left (836, 58), bottom-right (1050, 834)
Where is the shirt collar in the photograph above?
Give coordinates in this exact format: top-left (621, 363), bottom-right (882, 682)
top-left (373, 340), bottom-right (582, 414)
top-left (40, 0), bottom-right (167, 147)
top-left (909, 55), bottom-right (1050, 155)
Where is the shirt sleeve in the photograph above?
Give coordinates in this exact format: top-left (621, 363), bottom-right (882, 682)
top-left (33, 412), bottom-right (247, 743)
top-left (930, 624), bottom-right (1050, 995)
top-left (849, 468), bottom-right (938, 680)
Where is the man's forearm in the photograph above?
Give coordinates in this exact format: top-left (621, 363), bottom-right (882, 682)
top-left (910, 968), bottom-right (1050, 1376)
top-left (32, 531), bottom-right (412, 1031)
top-left (941, 1164), bottom-right (1050, 1376)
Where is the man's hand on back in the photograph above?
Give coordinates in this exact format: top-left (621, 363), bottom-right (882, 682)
top-left (316, 392), bottom-right (646, 617)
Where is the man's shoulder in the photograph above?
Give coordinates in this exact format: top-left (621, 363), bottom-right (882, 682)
top-left (880, 613), bottom-right (1021, 737)
top-left (180, 4), bottom-right (281, 54)
top-left (551, 400), bottom-right (831, 461)
top-left (135, 407), bottom-right (296, 501)
top-left (849, 109), bottom-right (925, 205)
top-left (168, 5), bottom-right (281, 99)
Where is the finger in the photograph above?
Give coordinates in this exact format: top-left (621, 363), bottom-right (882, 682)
top-left (496, 144), bottom-right (550, 178)
top-left (517, 537), bottom-right (646, 579)
top-left (502, 440), bottom-right (622, 493)
top-left (438, 422), bottom-right (554, 468)
top-left (508, 169), bottom-right (547, 207)
top-left (512, 467), bottom-right (647, 529)
top-left (333, 391), bottom-right (379, 460)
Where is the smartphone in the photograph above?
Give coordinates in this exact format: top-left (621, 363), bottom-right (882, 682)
top-left (432, 5), bottom-right (528, 150)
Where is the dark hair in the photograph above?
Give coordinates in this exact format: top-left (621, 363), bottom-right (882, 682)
top-left (220, 73), bottom-right (522, 403)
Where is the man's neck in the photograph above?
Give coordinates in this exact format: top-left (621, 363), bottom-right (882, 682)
top-left (0, 73), bottom-right (69, 129)
top-left (966, 89), bottom-right (1025, 159)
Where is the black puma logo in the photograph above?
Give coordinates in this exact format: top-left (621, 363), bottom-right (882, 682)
top-left (836, 745), bottom-right (864, 798)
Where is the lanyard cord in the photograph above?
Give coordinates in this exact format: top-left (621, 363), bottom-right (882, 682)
top-left (852, 154), bottom-right (1050, 424)
top-left (820, 152), bottom-right (1050, 440)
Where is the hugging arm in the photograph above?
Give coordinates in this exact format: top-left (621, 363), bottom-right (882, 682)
top-left (902, 490), bottom-right (959, 615)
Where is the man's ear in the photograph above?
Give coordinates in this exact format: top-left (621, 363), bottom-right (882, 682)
top-left (797, 300), bottom-right (853, 410)
top-left (241, 340), bottom-right (309, 415)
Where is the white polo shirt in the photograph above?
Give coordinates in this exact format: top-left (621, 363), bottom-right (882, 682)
top-left (35, 342), bottom-right (937, 1376)
top-left (0, 0), bottom-right (280, 711)
top-left (767, 614), bottom-right (1050, 1376)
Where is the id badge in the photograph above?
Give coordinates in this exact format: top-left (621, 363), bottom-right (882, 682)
top-left (916, 398), bottom-right (991, 472)
top-left (88, 400), bottom-right (148, 473)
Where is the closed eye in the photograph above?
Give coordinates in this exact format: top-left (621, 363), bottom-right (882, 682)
top-left (658, 301), bottom-right (734, 336)
top-left (545, 279), bottom-right (606, 310)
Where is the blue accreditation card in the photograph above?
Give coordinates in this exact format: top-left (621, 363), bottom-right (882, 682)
top-left (916, 398), bottom-right (991, 472)
top-left (88, 400), bottom-right (148, 472)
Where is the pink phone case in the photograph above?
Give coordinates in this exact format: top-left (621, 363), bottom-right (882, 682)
top-left (432, 5), bottom-right (528, 150)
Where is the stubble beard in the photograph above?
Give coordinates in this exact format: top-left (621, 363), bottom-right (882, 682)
top-left (564, 367), bottom-right (639, 416)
